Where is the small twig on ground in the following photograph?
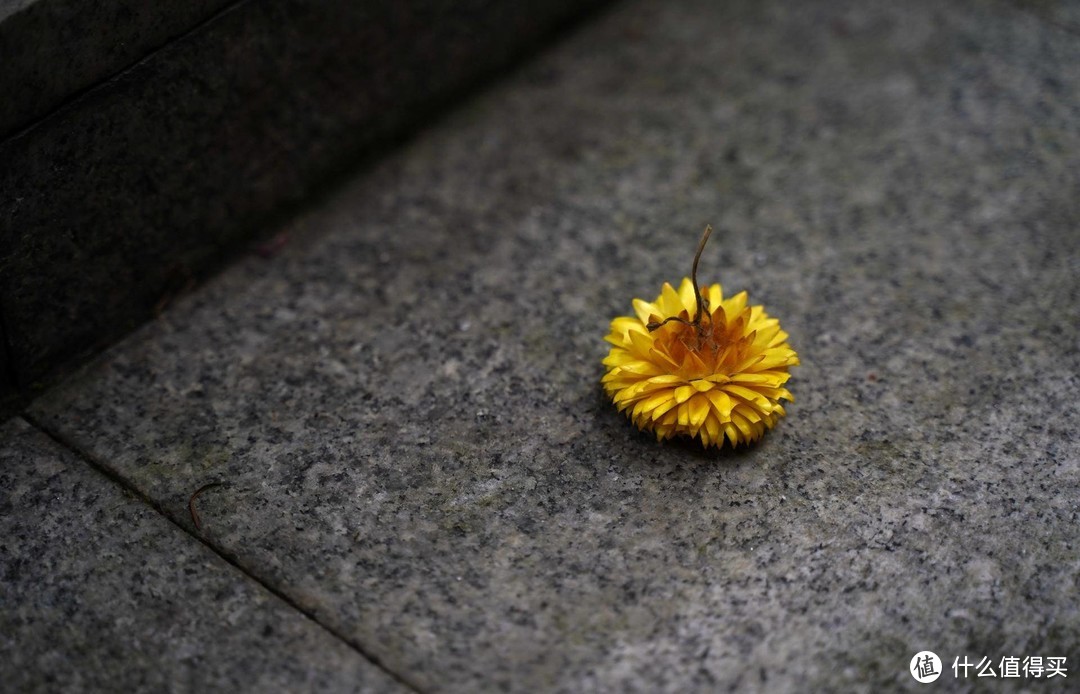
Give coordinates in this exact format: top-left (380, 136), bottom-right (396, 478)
top-left (189, 482), bottom-right (224, 531)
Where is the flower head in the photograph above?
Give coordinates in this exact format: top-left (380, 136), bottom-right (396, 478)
top-left (602, 227), bottom-right (798, 448)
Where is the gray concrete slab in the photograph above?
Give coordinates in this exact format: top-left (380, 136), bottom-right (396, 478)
top-left (0, 418), bottom-right (408, 693)
top-left (28, 0), bottom-right (1080, 690)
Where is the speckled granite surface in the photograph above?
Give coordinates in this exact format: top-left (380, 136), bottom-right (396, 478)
top-left (1012, 0), bottom-right (1080, 35)
top-left (27, 0), bottom-right (1080, 690)
top-left (0, 418), bottom-right (407, 693)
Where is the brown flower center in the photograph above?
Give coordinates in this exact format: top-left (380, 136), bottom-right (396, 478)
top-left (647, 297), bottom-right (758, 381)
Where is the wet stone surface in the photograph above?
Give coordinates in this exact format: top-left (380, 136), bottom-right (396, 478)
top-left (28, 0), bottom-right (1080, 690)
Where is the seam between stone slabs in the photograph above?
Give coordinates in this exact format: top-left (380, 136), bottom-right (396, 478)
top-left (20, 412), bottom-right (427, 694)
top-left (0, 0), bottom-right (251, 144)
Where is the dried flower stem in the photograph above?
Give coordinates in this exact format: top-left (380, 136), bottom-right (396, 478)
top-left (648, 225), bottom-right (714, 336)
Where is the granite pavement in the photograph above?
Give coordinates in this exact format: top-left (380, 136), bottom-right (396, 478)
top-left (17, 0), bottom-right (1080, 690)
top-left (0, 418), bottom-right (407, 693)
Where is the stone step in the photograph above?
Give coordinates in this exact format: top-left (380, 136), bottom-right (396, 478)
top-left (0, 0), bottom-right (612, 415)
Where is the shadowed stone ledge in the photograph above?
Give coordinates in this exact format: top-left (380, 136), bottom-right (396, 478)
top-left (0, 0), bottom-right (612, 413)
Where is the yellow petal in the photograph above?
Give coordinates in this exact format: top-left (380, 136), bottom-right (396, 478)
top-left (730, 372), bottom-right (788, 388)
top-left (635, 390), bottom-right (673, 414)
top-left (724, 422), bottom-right (740, 446)
top-left (705, 283), bottom-right (723, 310)
top-left (633, 298), bottom-right (657, 324)
top-left (602, 350), bottom-right (636, 367)
top-left (704, 413), bottom-right (720, 442)
top-left (650, 397), bottom-right (679, 421)
top-left (677, 277), bottom-right (697, 315)
top-left (644, 374), bottom-right (684, 387)
top-left (627, 329), bottom-right (656, 358)
top-left (658, 282), bottom-right (684, 316)
top-left (724, 384), bottom-right (772, 410)
top-left (648, 346), bottom-right (683, 372)
top-left (674, 385), bottom-right (695, 404)
top-left (735, 403), bottom-right (762, 424)
top-left (721, 291), bottom-right (748, 319)
top-left (677, 403), bottom-right (691, 427)
top-left (619, 360), bottom-right (665, 376)
top-left (685, 349), bottom-right (710, 375)
top-left (611, 316), bottom-right (647, 336)
top-left (688, 396), bottom-right (709, 428)
top-left (705, 390), bottom-right (735, 419)
top-left (637, 376), bottom-right (685, 395)
top-left (746, 350), bottom-right (799, 372)
top-left (730, 411), bottom-right (754, 440)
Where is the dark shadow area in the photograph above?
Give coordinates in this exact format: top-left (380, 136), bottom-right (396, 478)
top-left (0, 0), bottom-right (619, 419)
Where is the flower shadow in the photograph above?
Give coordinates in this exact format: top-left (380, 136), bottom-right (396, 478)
top-left (594, 385), bottom-right (767, 473)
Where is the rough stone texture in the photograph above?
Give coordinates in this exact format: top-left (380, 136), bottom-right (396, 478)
top-left (0, 320), bottom-right (13, 414)
top-left (0, 0), bottom-right (232, 138)
top-left (0, 418), bottom-right (407, 693)
top-left (1012, 0), bottom-right (1080, 36)
top-left (28, 0), bottom-right (1080, 691)
top-left (0, 0), bottom-right (608, 395)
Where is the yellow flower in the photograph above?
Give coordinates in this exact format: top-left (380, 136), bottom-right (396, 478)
top-left (602, 227), bottom-right (798, 448)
